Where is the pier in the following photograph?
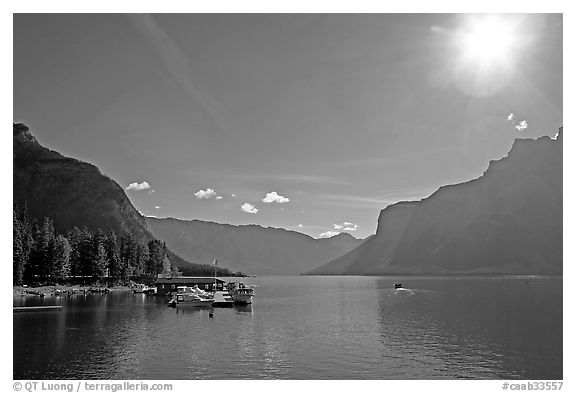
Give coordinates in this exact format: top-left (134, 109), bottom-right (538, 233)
top-left (13, 306), bottom-right (63, 313)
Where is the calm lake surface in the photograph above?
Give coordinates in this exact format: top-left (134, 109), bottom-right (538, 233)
top-left (13, 276), bottom-right (562, 380)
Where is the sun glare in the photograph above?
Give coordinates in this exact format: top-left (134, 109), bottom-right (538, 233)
top-left (440, 14), bottom-right (537, 97)
top-left (459, 17), bottom-right (519, 68)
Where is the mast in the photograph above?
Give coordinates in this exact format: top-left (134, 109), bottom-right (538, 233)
top-left (213, 259), bottom-right (217, 292)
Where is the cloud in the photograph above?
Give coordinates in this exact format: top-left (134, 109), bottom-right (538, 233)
top-left (319, 230), bottom-right (340, 238)
top-left (194, 188), bottom-right (217, 199)
top-left (241, 203), bottom-right (258, 214)
top-left (515, 120), bottom-right (528, 131)
top-left (333, 221), bottom-right (359, 231)
top-left (506, 112), bottom-right (528, 132)
top-left (126, 181), bottom-right (151, 191)
top-left (262, 191), bottom-right (290, 204)
top-left (215, 196), bottom-right (223, 200)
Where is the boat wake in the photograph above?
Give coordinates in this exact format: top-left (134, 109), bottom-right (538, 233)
top-left (394, 288), bottom-right (415, 295)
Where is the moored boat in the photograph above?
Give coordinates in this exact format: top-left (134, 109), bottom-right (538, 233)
top-left (168, 286), bottom-right (214, 307)
top-left (133, 284), bottom-right (147, 294)
top-left (212, 290), bottom-right (235, 307)
top-left (227, 282), bottom-right (254, 304)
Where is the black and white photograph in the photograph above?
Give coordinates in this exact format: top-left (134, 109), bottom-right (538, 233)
top-left (10, 5), bottom-right (566, 388)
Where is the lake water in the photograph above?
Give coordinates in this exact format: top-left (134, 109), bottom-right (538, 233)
top-left (13, 276), bottom-right (562, 380)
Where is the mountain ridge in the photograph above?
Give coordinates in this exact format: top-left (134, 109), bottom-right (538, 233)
top-left (146, 216), bottom-right (362, 241)
top-left (145, 216), bottom-right (365, 275)
top-left (308, 129), bottom-right (562, 276)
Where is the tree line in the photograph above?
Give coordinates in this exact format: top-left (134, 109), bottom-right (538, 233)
top-left (13, 205), bottom-right (179, 285)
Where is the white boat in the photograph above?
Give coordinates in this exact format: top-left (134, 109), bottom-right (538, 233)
top-left (227, 282), bottom-right (254, 304)
top-left (212, 290), bottom-right (235, 307)
top-left (133, 284), bottom-right (150, 294)
top-left (169, 286), bottom-right (214, 307)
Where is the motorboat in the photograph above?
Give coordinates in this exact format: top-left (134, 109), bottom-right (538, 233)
top-left (133, 284), bottom-right (149, 294)
top-left (168, 286), bottom-right (214, 307)
top-left (227, 282), bottom-right (254, 304)
top-left (212, 290), bottom-right (235, 307)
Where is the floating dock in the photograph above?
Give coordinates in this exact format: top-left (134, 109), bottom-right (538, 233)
top-left (13, 306), bottom-right (63, 313)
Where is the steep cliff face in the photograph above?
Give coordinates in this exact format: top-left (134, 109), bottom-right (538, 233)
top-left (146, 217), bottom-right (364, 275)
top-left (309, 129), bottom-right (562, 275)
top-left (13, 123), bottom-right (231, 275)
top-left (14, 123), bottom-right (150, 239)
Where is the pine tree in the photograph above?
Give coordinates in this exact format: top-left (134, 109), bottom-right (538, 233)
top-left (92, 242), bottom-right (108, 279)
top-left (77, 228), bottom-right (94, 277)
top-left (52, 235), bottom-right (71, 282)
top-left (91, 229), bottom-right (108, 278)
top-left (146, 240), bottom-right (166, 275)
top-left (170, 262), bottom-right (180, 278)
top-left (105, 230), bottom-right (121, 279)
top-left (161, 255), bottom-right (172, 277)
top-left (67, 227), bottom-right (82, 277)
top-left (13, 209), bottom-right (25, 285)
top-left (119, 235), bottom-right (134, 281)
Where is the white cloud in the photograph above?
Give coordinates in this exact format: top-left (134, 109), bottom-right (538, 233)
top-left (319, 230), bottom-right (340, 238)
top-left (126, 181), bottom-right (151, 191)
top-left (241, 203), bottom-right (258, 214)
top-left (507, 113), bottom-right (528, 132)
top-left (262, 191), bottom-right (290, 204)
top-left (194, 188), bottom-right (217, 199)
top-left (333, 221), bottom-right (359, 231)
top-left (215, 196), bottom-right (223, 200)
top-left (515, 120), bottom-right (528, 131)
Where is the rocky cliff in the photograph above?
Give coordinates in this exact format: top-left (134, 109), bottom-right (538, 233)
top-left (14, 123), bottom-right (150, 239)
top-left (308, 129), bottom-right (562, 275)
top-left (13, 123), bottom-right (236, 275)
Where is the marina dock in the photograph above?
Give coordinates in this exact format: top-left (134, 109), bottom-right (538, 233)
top-left (13, 306), bottom-right (63, 313)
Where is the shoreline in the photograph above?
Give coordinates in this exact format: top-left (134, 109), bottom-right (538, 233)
top-left (13, 284), bottom-right (133, 298)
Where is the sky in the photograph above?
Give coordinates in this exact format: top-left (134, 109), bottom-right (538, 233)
top-left (13, 13), bottom-right (563, 239)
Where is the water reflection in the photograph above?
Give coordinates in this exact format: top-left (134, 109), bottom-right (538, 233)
top-left (14, 277), bottom-right (562, 379)
top-left (375, 278), bottom-right (562, 379)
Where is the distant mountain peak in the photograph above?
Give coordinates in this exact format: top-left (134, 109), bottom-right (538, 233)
top-left (309, 127), bottom-right (562, 276)
top-left (13, 123), bottom-right (38, 144)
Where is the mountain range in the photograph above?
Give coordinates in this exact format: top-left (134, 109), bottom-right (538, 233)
top-left (308, 129), bottom-right (562, 276)
top-left (13, 123), bottom-right (362, 276)
top-left (14, 122), bottom-right (562, 277)
top-left (146, 217), bottom-right (364, 275)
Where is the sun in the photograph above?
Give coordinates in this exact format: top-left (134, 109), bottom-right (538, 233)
top-left (440, 14), bottom-right (535, 96)
top-left (455, 15), bottom-right (525, 70)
